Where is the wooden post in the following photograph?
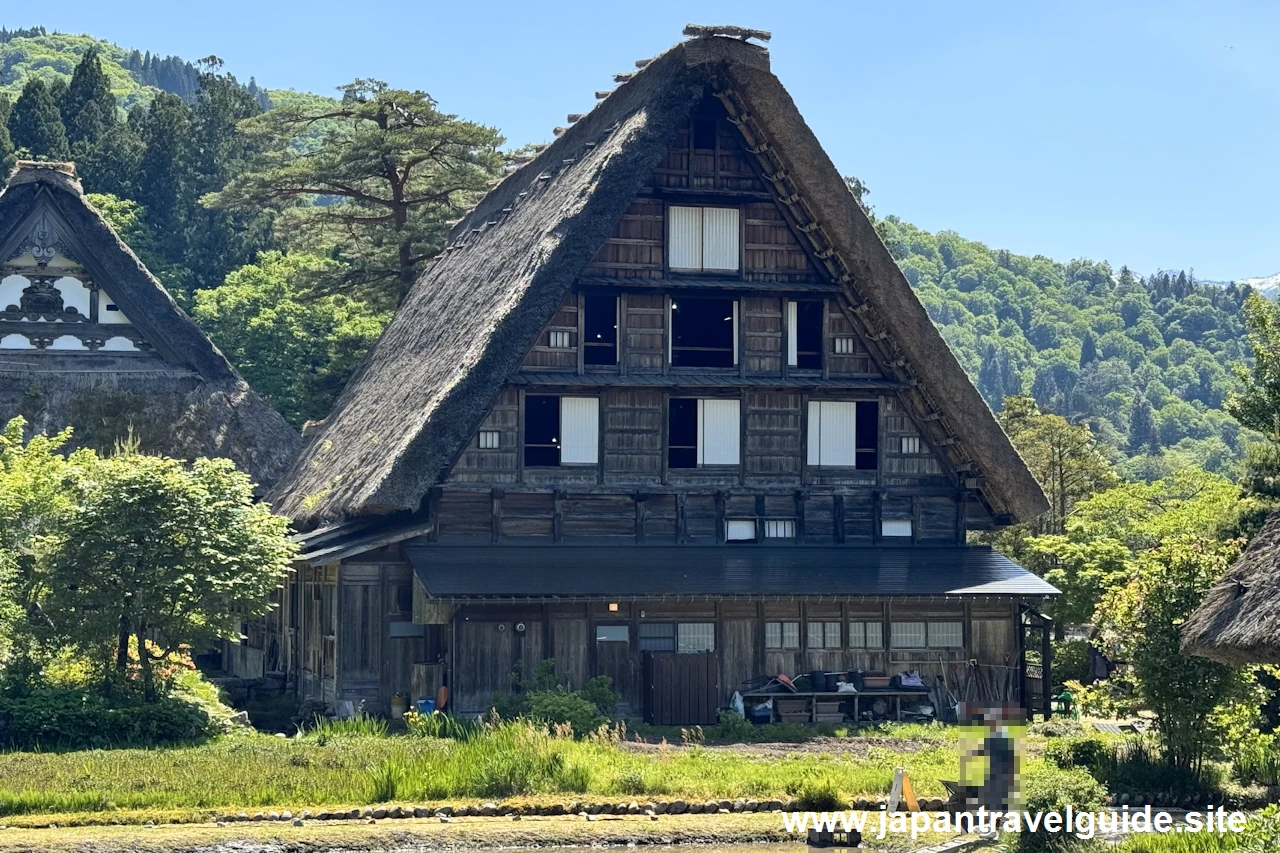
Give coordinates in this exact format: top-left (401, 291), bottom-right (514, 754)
top-left (833, 494), bottom-right (845, 545)
top-left (553, 490), bottom-right (566, 543)
top-left (1041, 617), bottom-right (1053, 721)
top-left (490, 488), bottom-right (503, 544)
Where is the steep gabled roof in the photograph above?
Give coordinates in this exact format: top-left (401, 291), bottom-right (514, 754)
top-left (272, 34), bottom-right (1049, 526)
top-left (1183, 512), bottom-right (1280, 666)
top-left (0, 162), bottom-right (301, 487)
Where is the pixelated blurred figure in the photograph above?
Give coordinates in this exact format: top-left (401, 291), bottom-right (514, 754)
top-left (956, 702), bottom-right (1024, 813)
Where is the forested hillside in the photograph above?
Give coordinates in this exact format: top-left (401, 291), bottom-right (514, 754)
top-left (0, 26), bottom-right (271, 108)
top-left (877, 217), bottom-right (1250, 478)
top-left (0, 27), bottom-right (1264, 479)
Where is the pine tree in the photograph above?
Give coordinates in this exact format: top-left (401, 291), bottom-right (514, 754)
top-left (0, 95), bottom-right (13, 174)
top-left (1128, 393), bottom-right (1156, 453)
top-left (63, 47), bottom-right (118, 146)
top-left (1079, 331), bottom-right (1098, 368)
top-left (7, 78), bottom-right (70, 161)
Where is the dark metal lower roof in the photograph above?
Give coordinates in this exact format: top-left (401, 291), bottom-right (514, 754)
top-left (405, 544), bottom-right (1058, 599)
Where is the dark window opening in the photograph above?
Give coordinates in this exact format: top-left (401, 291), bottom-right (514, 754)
top-left (795, 301), bottom-right (823, 370)
top-left (668, 398), bottom-right (698, 469)
top-left (671, 297), bottom-right (735, 367)
top-left (856, 400), bottom-right (879, 470)
top-left (693, 117), bottom-right (717, 150)
top-left (583, 293), bottom-right (618, 366)
top-left (395, 584), bottom-right (413, 614)
top-left (524, 395), bottom-right (561, 467)
top-left (639, 622), bottom-right (676, 652)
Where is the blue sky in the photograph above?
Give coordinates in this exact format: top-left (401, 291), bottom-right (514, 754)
top-left (11, 1), bottom-right (1278, 281)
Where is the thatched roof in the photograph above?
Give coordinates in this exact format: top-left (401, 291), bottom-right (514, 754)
top-left (1183, 512), bottom-right (1280, 665)
top-left (0, 162), bottom-right (300, 488)
top-left (272, 34), bottom-right (1049, 526)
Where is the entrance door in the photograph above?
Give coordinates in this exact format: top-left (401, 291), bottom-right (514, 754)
top-left (593, 623), bottom-right (637, 713)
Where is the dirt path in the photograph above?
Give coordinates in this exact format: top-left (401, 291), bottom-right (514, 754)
top-left (619, 736), bottom-right (943, 758)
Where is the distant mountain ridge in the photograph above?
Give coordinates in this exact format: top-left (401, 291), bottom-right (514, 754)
top-left (1194, 272), bottom-right (1280, 299)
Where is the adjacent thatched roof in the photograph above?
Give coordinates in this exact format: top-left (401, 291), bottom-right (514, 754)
top-left (0, 162), bottom-right (300, 488)
top-left (272, 34), bottom-right (1049, 526)
top-left (1182, 512), bottom-right (1280, 665)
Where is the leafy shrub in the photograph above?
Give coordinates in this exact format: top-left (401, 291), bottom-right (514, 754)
top-left (1232, 732), bottom-right (1280, 787)
top-left (1052, 639), bottom-right (1094, 687)
top-left (1045, 735), bottom-right (1109, 771)
top-left (714, 708), bottom-right (755, 742)
top-left (1093, 737), bottom-right (1222, 799)
top-left (1012, 766), bottom-right (1106, 853)
top-left (579, 675), bottom-right (619, 717)
top-left (0, 688), bottom-right (214, 750)
top-left (527, 690), bottom-right (604, 737)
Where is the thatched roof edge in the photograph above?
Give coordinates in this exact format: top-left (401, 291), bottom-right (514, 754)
top-left (1183, 512), bottom-right (1280, 666)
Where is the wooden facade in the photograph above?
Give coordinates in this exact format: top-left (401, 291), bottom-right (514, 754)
top-left (264, 38), bottom-right (1054, 724)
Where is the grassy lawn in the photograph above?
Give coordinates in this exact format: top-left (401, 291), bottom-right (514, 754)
top-left (0, 721), bottom-right (992, 822)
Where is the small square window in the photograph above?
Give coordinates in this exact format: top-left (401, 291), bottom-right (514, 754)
top-left (765, 621), bottom-right (800, 650)
top-left (726, 519), bottom-right (756, 541)
top-left (848, 620), bottom-right (884, 649)
top-left (891, 621), bottom-right (927, 649)
top-left (882, 519), bottom-right (912, 538)
top-left (764, 519), bottom-right (795, 539)
top-left (808, 621), bottom-right (841, 649)
top-left (833, 337), bottom-right (856, 355)
top-left (549, 330), bottom-right (571, 348)
top-left (847, 621), bottom-right (865, 648)
top-left (677, 622), bottom-right (714, 653)
top-left (901, 435), bottom-right (921, 454)
top-left (596, 625), bottom-right (629, 643)
top-left (928, 621), bottom-right (964, 648)
top-left (478, 430), bottom-right (500, 449)
top-left (105, 303), bottom-right (120, 312)
top-left (865, 621), bottom-right (883, 649)
top-left (638, 622), bottom-right (676, 652)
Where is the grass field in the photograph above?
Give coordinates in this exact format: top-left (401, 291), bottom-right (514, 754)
top-left (0, 813), bottom-right (964, 853)
top-left (0, 721), bottom-right (978, 821)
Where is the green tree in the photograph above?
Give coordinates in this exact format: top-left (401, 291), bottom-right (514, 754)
top-left (43, 452), bottom-right (296, 701)
top-left (997, 395), bottom-right (1118, 537)
top-left (193, 252), bottom-right (389, 426)
top-left (205, 79), bottom-right (504, 306)
top-left (1128, 393), bottom-right (1156, 453)
top-left (0, 418), bottom-right (94, 668)
top-left (1105, 535), bottom-right (1246, 776)
top-left (179, 59), bottom-right (275, 296)
top-left (61, 47), bottom-right (117, 146)
top-left (1021, 467), bottom-right (1239, 627)
top-left (6, 77), bottom-right (69, 160)
top-left (1228, 292), bottom-right (1280, 439)
top-left (1078, 331), bottom-right (1098, 368)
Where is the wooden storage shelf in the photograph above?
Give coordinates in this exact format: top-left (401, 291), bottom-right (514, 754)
top-left (743, 690), bottom-right (930, 723)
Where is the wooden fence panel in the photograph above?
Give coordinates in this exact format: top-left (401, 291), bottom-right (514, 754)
top-left (643, 652), bottom-right (720, 725)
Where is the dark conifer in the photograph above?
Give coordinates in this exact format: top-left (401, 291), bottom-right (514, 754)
top-left (7, 78), bottom-right (70, 160)
top-left (63, 47), bottom-right (118, 145)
